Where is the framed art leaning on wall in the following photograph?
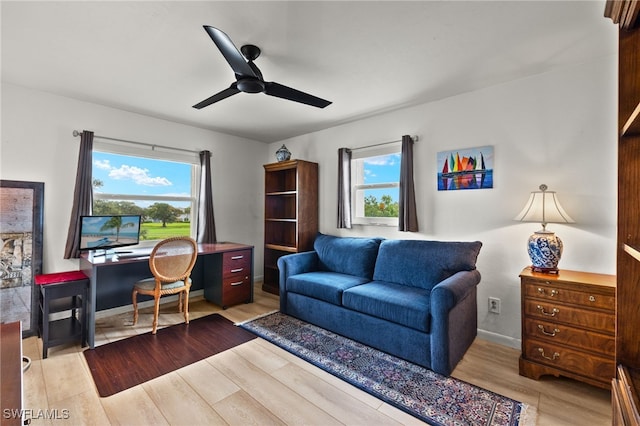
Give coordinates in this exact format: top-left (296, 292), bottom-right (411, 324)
top-left (0, 180), bottom-right (44, 337)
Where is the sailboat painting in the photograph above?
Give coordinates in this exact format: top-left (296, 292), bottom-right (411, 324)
top-left (437, 146), bottom-right (494, 191)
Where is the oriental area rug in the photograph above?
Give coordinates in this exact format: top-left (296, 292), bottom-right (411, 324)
top-left (240, 312), bottom-right (536, 426)
top-left (83, 314), bottom-right (256, 397)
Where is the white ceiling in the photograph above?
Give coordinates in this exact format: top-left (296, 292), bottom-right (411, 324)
top-left (1, 1), bottom-right (615, 143)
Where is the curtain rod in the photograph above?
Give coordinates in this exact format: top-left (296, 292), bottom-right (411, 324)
top-left (350, 135), bottom-right (419, 151)
top-left (72, 130), bottom-right (200, 155)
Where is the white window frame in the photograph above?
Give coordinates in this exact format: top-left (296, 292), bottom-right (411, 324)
top-left (351, 143), bottom-right (401, 227)
top-left (92, 140), bottom-right (200, 242)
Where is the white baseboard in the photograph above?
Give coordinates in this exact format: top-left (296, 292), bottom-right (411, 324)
top-left (477, 328), bottom-right (521, 349)
top-left (94, 289), bottom-right (205, 319)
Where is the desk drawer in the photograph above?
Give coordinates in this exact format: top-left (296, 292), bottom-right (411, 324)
top-left (523, 280), bottom-right (615, 311)
top-left (524, 338), bottom-right (615, 383)
top-left (524, 300), bottom-right (615, 332)
top-left (222, 275), bottom-right (251, 306)
top-left (223, 250), bottom-right (251, 278)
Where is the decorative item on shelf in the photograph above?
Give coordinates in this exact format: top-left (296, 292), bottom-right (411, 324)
top-left (275, 145), bottom-right (291, 162)
top-left (514, 184), bottom-right (574, 274)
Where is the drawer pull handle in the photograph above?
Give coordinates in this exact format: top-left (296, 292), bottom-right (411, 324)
top-left (537, 324), bottom-right (560, 337)
top-left (536, 305), bottom-right (559, 317)
top-left (537, 347), bottom-right (560, 361)
top-left (230, 281), bottom-right (244, 286)
top-left (537, 287), bottom-right (558, 297)
top-left (231, 268), bottom-right (244, 273)
top-left (231, 255), bottom-right (244, 260)
top-left (589, 295), bottom-right (596, 302)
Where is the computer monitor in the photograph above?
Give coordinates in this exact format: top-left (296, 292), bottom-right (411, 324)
top-left (78, 215), bottom-right (141, 252)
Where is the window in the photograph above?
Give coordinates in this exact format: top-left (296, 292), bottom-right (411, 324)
top-left (351, 144), bottom-right (401, 226)
top-left (92, 144), bottom-right (198, 242)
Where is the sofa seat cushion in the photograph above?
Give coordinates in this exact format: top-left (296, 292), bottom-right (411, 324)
top-left (287, 272), bottom-right (370, 306)
top-left (314, 233), bottom-right (382, 280)
top-left (342, 281), bottom-right (431, 332)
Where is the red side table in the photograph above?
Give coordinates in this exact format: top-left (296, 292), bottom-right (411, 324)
top-left (35, 271), bottom-right (89, 359)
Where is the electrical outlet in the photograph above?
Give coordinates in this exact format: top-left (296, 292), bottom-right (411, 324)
top-left (488, 297), bottom-right (501, 314)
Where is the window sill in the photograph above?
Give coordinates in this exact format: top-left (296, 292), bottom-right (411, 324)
top-left (352, 222), bottom-right (398, 227)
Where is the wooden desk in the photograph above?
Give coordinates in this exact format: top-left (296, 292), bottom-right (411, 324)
top-left (80, 242), bottom-right (253, 348)
top-left (1, 322), bottom-right (23, 426)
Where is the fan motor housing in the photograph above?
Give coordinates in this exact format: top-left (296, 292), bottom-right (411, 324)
top-left (237, 78), bottom-right (265, 93)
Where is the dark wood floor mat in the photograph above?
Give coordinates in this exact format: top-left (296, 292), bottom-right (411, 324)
top-left (83, 314), bottom-right (256, 397)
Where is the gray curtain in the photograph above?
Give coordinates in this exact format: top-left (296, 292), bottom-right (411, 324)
top-left (197, 150), bottom-right (217, 243)
top-left (64, 130), bottom-right (94, 259)
top-left (337, 148), bottom-right (352, 229)
top-left (398, 135), bottom-right (418, 232)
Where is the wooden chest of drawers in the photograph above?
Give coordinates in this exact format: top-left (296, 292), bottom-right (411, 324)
top-left (519, 267), bottom-right (616, 389)
top-left (204, 248), bottom-right (253, 309)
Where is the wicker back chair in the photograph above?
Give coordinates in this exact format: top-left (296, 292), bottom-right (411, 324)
top-left (132, 236), bottom-right (198, 334)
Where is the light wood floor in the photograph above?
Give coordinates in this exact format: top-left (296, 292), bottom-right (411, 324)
top-left (22, 283), bottom-right (611, 425)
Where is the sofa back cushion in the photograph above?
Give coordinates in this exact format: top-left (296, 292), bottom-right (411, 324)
top-left (314, 233), bottom-right (383, 280)
top-left (373, 239), bottom-right (482, 290)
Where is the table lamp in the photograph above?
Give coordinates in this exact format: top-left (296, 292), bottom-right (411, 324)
top-left (514, 184), bottom-right (574, 273)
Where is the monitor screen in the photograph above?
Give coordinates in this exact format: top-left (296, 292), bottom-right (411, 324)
top-left (79, 215), bottom-right (141, 251)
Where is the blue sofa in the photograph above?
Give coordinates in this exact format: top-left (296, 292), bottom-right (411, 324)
top-left (277, 233), bottom-right (482, 376)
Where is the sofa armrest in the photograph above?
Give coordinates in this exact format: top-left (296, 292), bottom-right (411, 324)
top-left (277, 251), bottom-right (319, 312)
top-left (429, 269), bottom-right (481, 375)
top-left (430, 270), bottom-right (481, 313)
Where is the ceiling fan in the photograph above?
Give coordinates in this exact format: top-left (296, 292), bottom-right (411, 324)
top-left (193, 26), bottom-right (332, 110)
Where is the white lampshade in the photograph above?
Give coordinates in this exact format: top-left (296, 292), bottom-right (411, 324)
top-left (514, 184), bottom-right (574, 230)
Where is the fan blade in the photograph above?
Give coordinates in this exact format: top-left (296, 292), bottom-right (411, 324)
top-left (264, 82), bottom-right (332, 108)
top-left (203, 26), bottom-right (257, 78)
top-left (192, 83), bottom-right (240, 109)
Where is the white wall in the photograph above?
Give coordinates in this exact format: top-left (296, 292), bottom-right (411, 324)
top-left (1, 82), bottom-right (268, 275)
top-left (268, 55), bottom-right (618, 345)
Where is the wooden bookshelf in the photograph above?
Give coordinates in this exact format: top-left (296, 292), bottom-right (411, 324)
top-left (605, 2), bottom-right (640, 423)
top-left (262, 160), bottom-right (318, 294)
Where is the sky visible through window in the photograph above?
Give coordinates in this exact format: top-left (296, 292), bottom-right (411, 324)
top-left (93, 151), bottom-right (399, 208)
top-left (93, 152), bottom-right (191, 208)
top-left (363, 153), bottom-right (401, 201)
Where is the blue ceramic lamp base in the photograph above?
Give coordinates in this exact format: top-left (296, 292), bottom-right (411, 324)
top-left (527, 230), bottom-right (563, 274)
